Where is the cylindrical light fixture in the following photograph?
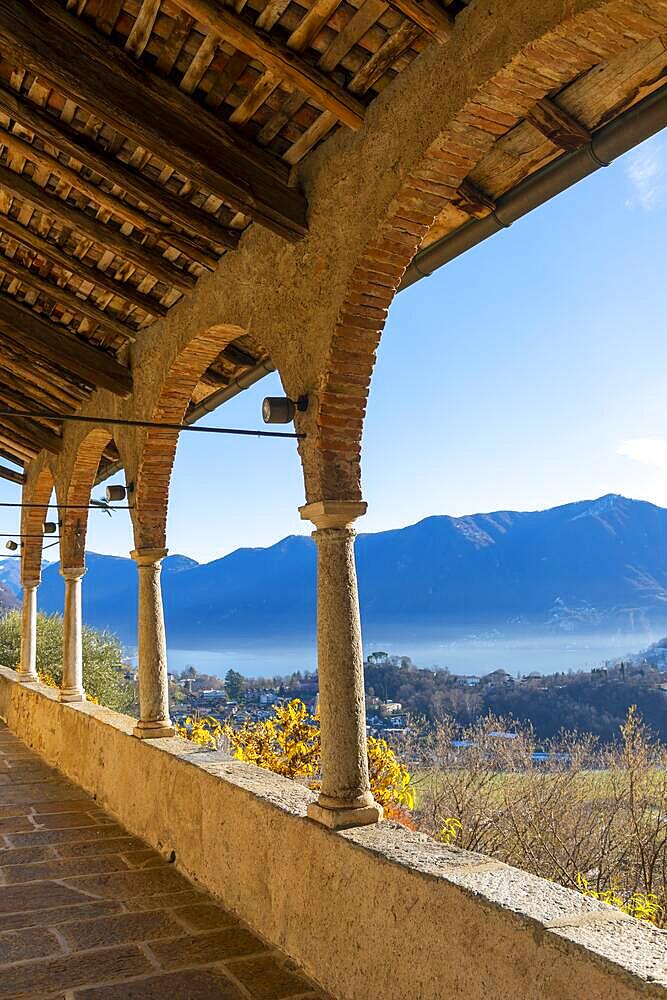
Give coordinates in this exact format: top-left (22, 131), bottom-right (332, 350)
top-left (105, 484), bottom-right (126, 502)
top-left (43, 522), bottom-right (58, 534)
top-left (5, 540), bottom-right (18, 551)
top-left (262, 395), bottom-right (308, 424)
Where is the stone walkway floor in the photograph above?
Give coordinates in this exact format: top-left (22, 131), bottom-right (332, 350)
top-left (0, 722), bottom-right (328, 999)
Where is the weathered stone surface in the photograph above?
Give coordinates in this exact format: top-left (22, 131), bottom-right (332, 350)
top-left (0, 900), bottom-right (122, 932)
top-left (0, 720), bottom-right (325, 998)
top-left (0, 946), bottom-right (152, 998)
top-left (172, 902), bottom-right (239, 932)
top-left (73, 969), bottom-right (245, 999)
top-left (226, 955), bottom-right (317, 999)
top-left (0, 927), bottom-right (63, 963)
top-left (1, 854), bottom-right (131, 884)
top-left (0, 881), bottom-right (90, 914)
top-left (10, 823), bottom-right (127, 847)
top-left (61, 866), bottom-right (191, 899)
top-left (60, 909), bottom-right (185, 950)
top-left (148, 927), bottom-right (268, 969)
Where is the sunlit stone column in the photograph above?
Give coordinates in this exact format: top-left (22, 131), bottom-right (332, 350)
top-left (300, 500), bottom-right (382, 829)
top-left (131, 547), bottom-right (174, 739)
top-left (18, 580), bottom-right (39, 683)
top-left (60, 566), bottom-right (86, 702)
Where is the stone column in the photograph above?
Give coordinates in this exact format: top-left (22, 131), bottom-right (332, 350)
top-left (131, 547), bottom-right (174, 738)
top-left (60, 566), bottom-right (86, 703)
top-left (300, 500), bottom-right (382, 829)
top-left (18, 581), bottom-right (39, 683)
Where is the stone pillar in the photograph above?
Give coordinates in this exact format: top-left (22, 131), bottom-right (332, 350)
top-left (18, 581), bottom-right (39, 683)
top-left (60, 566), bottom-right (86, 703)
top-left (131, 547), bottom-right (174, 739)
top-left (300, 500), bottom-right (382, 829)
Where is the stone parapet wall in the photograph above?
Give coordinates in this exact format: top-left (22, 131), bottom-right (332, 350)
top-left (0, 666), bottom-right (664, 1000)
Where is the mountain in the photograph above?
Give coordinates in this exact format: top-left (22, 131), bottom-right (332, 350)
top-left (4, 495), bottom-right (667, 642)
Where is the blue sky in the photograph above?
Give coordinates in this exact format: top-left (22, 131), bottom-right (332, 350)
top-left (1, 131), bottom-right (666, 563)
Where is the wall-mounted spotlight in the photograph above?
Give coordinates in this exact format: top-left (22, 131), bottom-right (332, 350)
top-left (262, 395), bottom-right (308, 425)
top-left (43, 522), bottom-right (58, 535)
top-left (105, 485), bottom-right (127, 502)
top-left (5, 540), bottom-right (18, 551)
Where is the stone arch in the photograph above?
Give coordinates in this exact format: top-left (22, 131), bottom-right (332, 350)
top-left (304, 0), bottom-right (667, 503)
top-left (133, 323), bottom-right (248, 549)
top-left (61, 427), bottom-right (122, 568)
top-left (20, 466), bottom-right (56, 585)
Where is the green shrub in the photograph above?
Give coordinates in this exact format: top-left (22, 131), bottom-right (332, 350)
top-left (0, 610), bottom-right (136, 714)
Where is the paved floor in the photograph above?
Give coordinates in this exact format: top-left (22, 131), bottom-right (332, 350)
top-left (0, 722), bottom-right (328, 999)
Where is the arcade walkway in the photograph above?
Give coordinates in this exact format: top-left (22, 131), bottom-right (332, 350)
top-left (0, 723), bottom-right (327, 1000)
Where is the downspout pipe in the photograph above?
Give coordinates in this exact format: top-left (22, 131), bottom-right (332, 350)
top-left (399, 82), bottom-right (667, 291)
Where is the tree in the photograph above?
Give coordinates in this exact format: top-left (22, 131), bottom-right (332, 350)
top-left (0, 610), bottom-right (136, 713)
top-left (224, 668), bottom-right (245, 701)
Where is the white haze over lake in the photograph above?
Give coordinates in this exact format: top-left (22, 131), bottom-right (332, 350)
top-left (130, 625), bottom-right (664, 679)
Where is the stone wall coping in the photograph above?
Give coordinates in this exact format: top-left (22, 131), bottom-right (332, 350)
top-left (0, 664), bottom-right (664, 999)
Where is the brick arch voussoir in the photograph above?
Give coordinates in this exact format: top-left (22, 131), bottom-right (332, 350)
top-left (311, 0), bottom-right (666, 503)
top-left (20, 466), bottom-right (56, 585)
top-left (134, 323), bottom-right (247, 550)
top-left (61, 427), bottom-right (121, 569)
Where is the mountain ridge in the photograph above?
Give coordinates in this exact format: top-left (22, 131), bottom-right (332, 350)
top-left (3, 494), bottom-right (667, 641)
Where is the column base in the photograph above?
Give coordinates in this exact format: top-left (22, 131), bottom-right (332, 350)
top-left (133, 719), bottom-right (176, 739)
top-left (59, 689), bottom-right (86, 703)
top-left (17, 671), bottom-right (39, 684)
top-left (307, 800), bottom-right (383, 830)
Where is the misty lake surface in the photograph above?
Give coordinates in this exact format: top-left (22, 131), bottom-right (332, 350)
top-left (148, 626), bottom-right (664, 679)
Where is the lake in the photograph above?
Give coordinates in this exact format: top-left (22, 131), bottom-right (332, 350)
top-left (127, 624), bottom-right (663, 679)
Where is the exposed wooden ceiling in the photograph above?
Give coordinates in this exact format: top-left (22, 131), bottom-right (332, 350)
top-left (0, 1), bottom-right (664, 476)
top-left (0, 0), bottom-right (461, 468)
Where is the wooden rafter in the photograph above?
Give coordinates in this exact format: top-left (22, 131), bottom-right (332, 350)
top-left (0, 412), bottom-right (62, 455)
top-left (0, 211), bottom-right (168, 319)
top-left (0, 251), bottom-right (135, 344)
top-left (0, 86), bottom-right (240, 252)
top-left (383, 0), bottom-right (454, 43)
top-left (173, 0), bottom-right (365, 129)
top-left (0, 463), bottom-right (24, 486)
top-left (0, 162), bottom-right (196, 293)
top-left (0, 293), bottom-right (132, 397)
top-left (0, 0), bottom-right (308, 241)
top-left (527, 97), bottom-right (591, 151)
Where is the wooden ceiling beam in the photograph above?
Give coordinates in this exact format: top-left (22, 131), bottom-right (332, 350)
top-left (0, 360), bottom-right (82, 414)
top-left (0, 293), bottom-right (132, 397)
top-left (174, 0), bottom-right (365, 129)
top-left (0, 463), bottom-right (24, 486)
top-left (527, 97), bottom-right (591, 152)
top-left (0, 417), bottom-right (54, 455)
top-left (0, 392), bottom-right (63, 456)
top-left (0, 429), bottom-right (36, 462)
top-left (0, 84), bottom-right (240, 253)
top-left (0, 211), bottom-right (168, 319)
top-left (0, 0), bottom-right (308, 241)
top-left (0, 445), bottom-right (24, 469)
top-left (0, 250), bottom-right (135, 344)
top-left (0, 127), bottom-right (220, 271)
top-left (0, 162), bottom-right (196, 292)
top-left (383, 0), bottom-right (454, 43)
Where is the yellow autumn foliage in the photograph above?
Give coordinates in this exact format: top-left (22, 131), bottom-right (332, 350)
top-left (176, 698), bottom-right (413, 812)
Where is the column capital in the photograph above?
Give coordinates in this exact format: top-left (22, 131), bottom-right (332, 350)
top-left (299, 500), bottom-right (367, 530)
top-left (22, 579), bottom-right (40, 590)
top-left (60, 566), bottom-right (86, 581)
top-left (131, 547), bottom-right (168, 566)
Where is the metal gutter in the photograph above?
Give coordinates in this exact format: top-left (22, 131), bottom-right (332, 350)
top-left (399, 82), bottom-right (667, 291)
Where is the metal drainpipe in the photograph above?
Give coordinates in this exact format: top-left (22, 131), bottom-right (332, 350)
top-left (399, 82), bottom-right (667, 291)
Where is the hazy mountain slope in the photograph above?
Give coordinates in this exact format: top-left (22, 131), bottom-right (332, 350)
top-left (12, 494), bottom-right (667, 641)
